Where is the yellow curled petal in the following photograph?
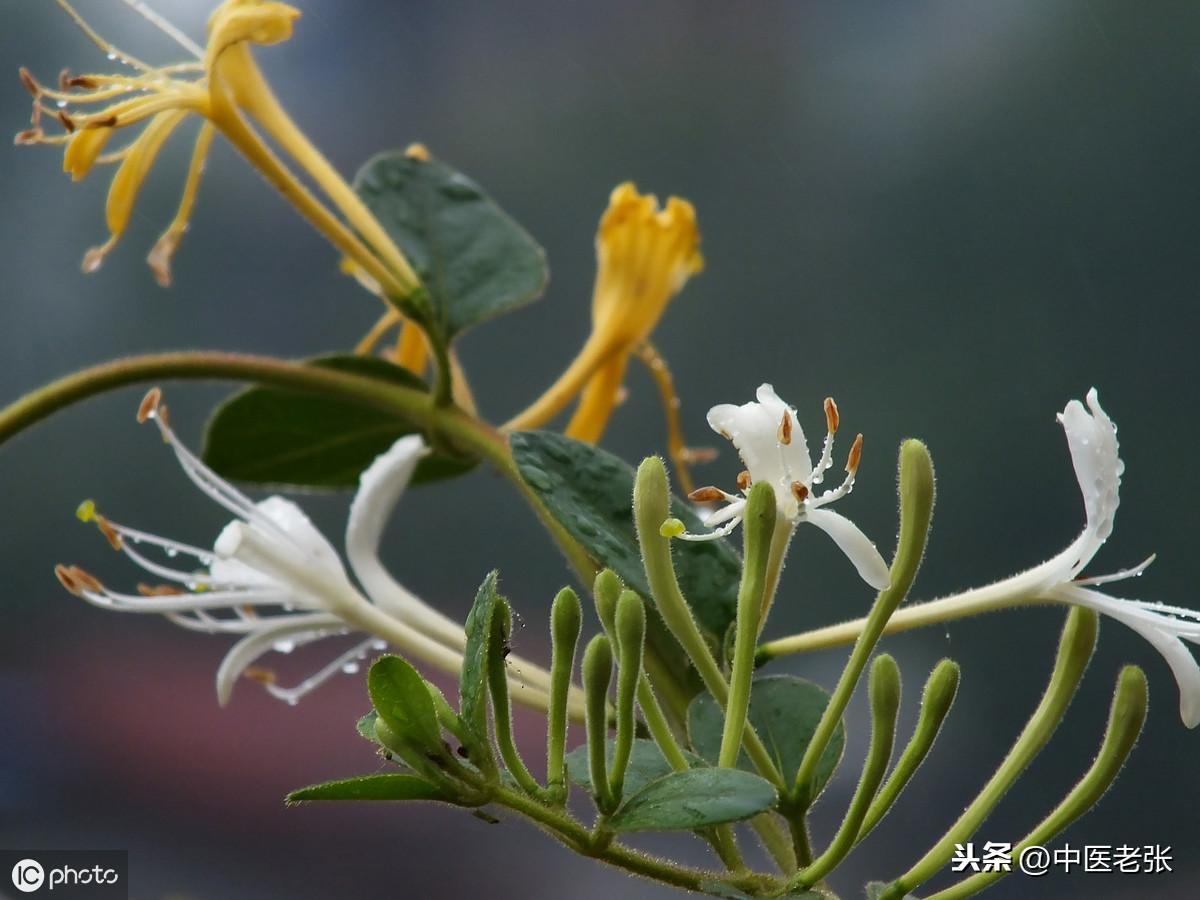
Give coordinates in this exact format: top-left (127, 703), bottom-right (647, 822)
top-left (63, 127), bottom-right (114, 181)
top-left (591, 182), bottom-right (703, 345)
top-left (206, 1), bottom-right (301, 68)
top-left (106, 110), bottom-right (187, 238)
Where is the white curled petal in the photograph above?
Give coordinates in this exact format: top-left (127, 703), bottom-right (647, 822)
top-left (1060, 585), bottom-right (1200, 729)
top-left (706, 384), bottom-right (810, 489)
top-left (255, 496), bottom-right (344, 575)
top-left (803, 507), bottom-right (891, 590)
top-left (703, 498), bottom-right (748, 528)
top-left (214, 612), bottom-right (347, 706)
top-left (755, 383), bottom-right (812, 483)
top-left (1057, 388), bottom-right (1123, 550)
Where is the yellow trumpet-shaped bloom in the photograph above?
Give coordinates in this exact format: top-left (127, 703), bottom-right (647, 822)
top-left (17, 0), bottom-right (425, 369)
top-left (506, 183), bottom-right (703, 446)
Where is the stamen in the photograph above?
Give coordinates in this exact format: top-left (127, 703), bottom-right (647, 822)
top-left (244, 667), bottom-right (277, 685)
top-left (54, 564), bottom-right (82, 596)
top-left (149, 121), bottom-right (214, 287)
top-left (67, 76), bottom-right (99, 90)
top-left (57, 111), bottom-right (75, 133)
top-left (54, 0), bottom-right (153, 74)
top-left (791, 481), bottom-right (809, 503)
top-left (81, 235), bottom-right (116, 274)
top-left (86, 115), bottom-right (118, 129)
top-left (67, 565), bottom-right (104, 594)
top-left (824, 397), bottom-right (839, 434)
top-left (14, 128), bottom-right (42, 146)
top-left (95, 515), bottom-right (123, 551)
top-left (19, 68), bottom-right (40, 97)
top-left (137, 387), bottom-right (162, 423)
top-left (689, 486), bottom-right (726, 503)
top-left (778, 410), bottom-right (793, 445)
top-left (846, 433), bottom-right (864, 474)
top-left (58, 69), bottom-right (73, 91)
top-left (258, 637), bottom-right (381, 705)
top-left (137, 583), bottom-right (185, 597)
top-left (736, 470), bottom-right (752, 492)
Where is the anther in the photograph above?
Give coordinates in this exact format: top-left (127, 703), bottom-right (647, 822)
top-left (18, 68), bottom-right (40, 97)
top-left (778, 410), bottom-right (792, 445)
top-left (681, 446), bottom-right (718, 465)
top-left (824, 397), bottom-right (839, 434)
top-left (14, 128), bottom-right (42, 146)
top-left (56, 111), bottom-right (75, 133)
top-left (405, 143), bottom-right (431, 161)
top-left (67, 76), bottom-right (99, 90)
top-left (736, 470), bottom-right (752, 492)
top-left (846, 433), bottom-right (864, 474)
top-left (94, 514), bottom-right (123, 551)
top-left (137, 583), bottom-right (184, 597)
top-left (54, 564), bottom-right (82, 596)
top-left (87, 115), bottom-right (118, 129)
top-left (791, 481), bottom-right (809, 503)
top-left (689, 486), bottom-right (726, 503)
top-left (81, 246), bottom-right (107, 274)
top-left (137, 387), bottom-right (162, 423)
top-left (68, 566), bottom-right (104, 594)
top-left (244, 667), bottom-right (278, 686)
top-left (58, 69), bottom-right (72, 91)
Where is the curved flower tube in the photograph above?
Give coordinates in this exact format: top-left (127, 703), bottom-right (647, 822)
top-left (55, 389), bottom-right (560, 711)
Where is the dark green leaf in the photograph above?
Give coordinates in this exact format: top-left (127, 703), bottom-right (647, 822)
top-left (688, 675), bottom-right (845, 805)
top-left (355, 151), bottom-right (547, 339)
top-left (565, 738), bottom-right (707, 797)
top-left (203, 354), bottom-right (475, 490)
top-left (287, 773), bottom-right (447, 804)
top-left (459, 571), bottom-right (500, 746)
top-left (608, 768), bottom-right (777, 833)
top-left (367, 655), bottom-right (443, 753)
top-left (509, 431), bottom-right (741, 647)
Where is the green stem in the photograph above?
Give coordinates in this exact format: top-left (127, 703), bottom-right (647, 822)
top-left (720, 482), bottom-right (774, 768)
top-left (856, 659), bottom-right (960, 844)
top-left (791, 440), bottom-right (934, 805)
top-left (491, 784), bottom-right (780, 895)
top-left (793, 654), bottom-right (900, 890)
top-left (881, 608), bottom-right (1098, 900)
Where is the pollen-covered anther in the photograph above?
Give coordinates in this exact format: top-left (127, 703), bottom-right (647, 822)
top-left (67, 76), bottom-right (99, 90)
top-left (87, 115), bottom-right (118, 130)
top-left (137, 387), bottom-right (162, 424)
top-left (18, 67), bottom-right (40, 98)
top-left (66, 565), bottom-right (104, 594)
top-left (689, 486), bottom-right (726, 503)
top-left (791, 481), bottom-right (809, 503)
top-left (846, 433), bottom-right (864, 474)
top-left (56, 111), bottom-right (75, 134)
top-left (778, 411), bottom-right (793, 445)
top-left (54, 564), bottom-right (82, 596)
top-left (94, 514), bottom-right (123, 551)
top-left (14, 128), bottom-right (42, 146)
top-left (824, 397), bottom-right (839, 434)
top-left (137, 583), bottom-right (185, 597)
top-left (244, 667), bottom-right (278, 686)
top-left (736, 470), bottom-right (752, 492)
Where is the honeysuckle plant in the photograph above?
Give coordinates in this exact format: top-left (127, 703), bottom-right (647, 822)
top-left (2, 3), bottom-right (1192, 899)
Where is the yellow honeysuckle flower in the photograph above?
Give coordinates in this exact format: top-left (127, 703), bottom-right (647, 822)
top-left (505, 182), bottom-right (703, 446)
top-left (16, 0), bottom-right (423, 344)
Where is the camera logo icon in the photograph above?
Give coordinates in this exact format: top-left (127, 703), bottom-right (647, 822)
top-left (11, 858), bottom-right (45, 892)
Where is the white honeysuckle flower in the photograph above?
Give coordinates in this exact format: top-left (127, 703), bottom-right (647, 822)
top-left (679, 383), bottom-right (890, 591)
top-left (1005, 388), bottom-right (1200, 728)
top-left (55, 389), bottom-right (552, 708)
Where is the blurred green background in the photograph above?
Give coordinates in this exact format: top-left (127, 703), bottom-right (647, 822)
top-left (2, 1), bottom-right (1198, 897)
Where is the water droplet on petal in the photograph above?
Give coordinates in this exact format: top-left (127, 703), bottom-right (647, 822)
top-left (274, 640), bottom-right (295, 654)
top-left (342, 662), bottom-right (360, 674)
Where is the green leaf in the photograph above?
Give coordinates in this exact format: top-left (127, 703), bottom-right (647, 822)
top-left (354, 151), bottom-right (547, 339)
top-left (509, 431), bottom-right (741, 647)
top-left (459, 571), bottom-right (500, 746)
top-left (356, 711), bottom-right (380, 744)
top-left (202, 354), bottom-right (475, 490)
top-left (564, 738), bottom-right (707, 797)
top-left (287, 773), bottom-right (447, 804)
top-left (688, 675), bottom-right (845, 805)
top-left (367, 655), bottom-right (443, 753)
top-left (608, 768), bottom-right (777, 833)
top-left (700, 887), bottom-right (832, 900)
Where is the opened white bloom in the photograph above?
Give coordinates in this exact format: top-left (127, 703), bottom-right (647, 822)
top-left (989, 389), bottom-right (1200, 727)
top-left (679, 383), bottom-right (890, 591)
top-left (56, 389), bottom-right (558, 709)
